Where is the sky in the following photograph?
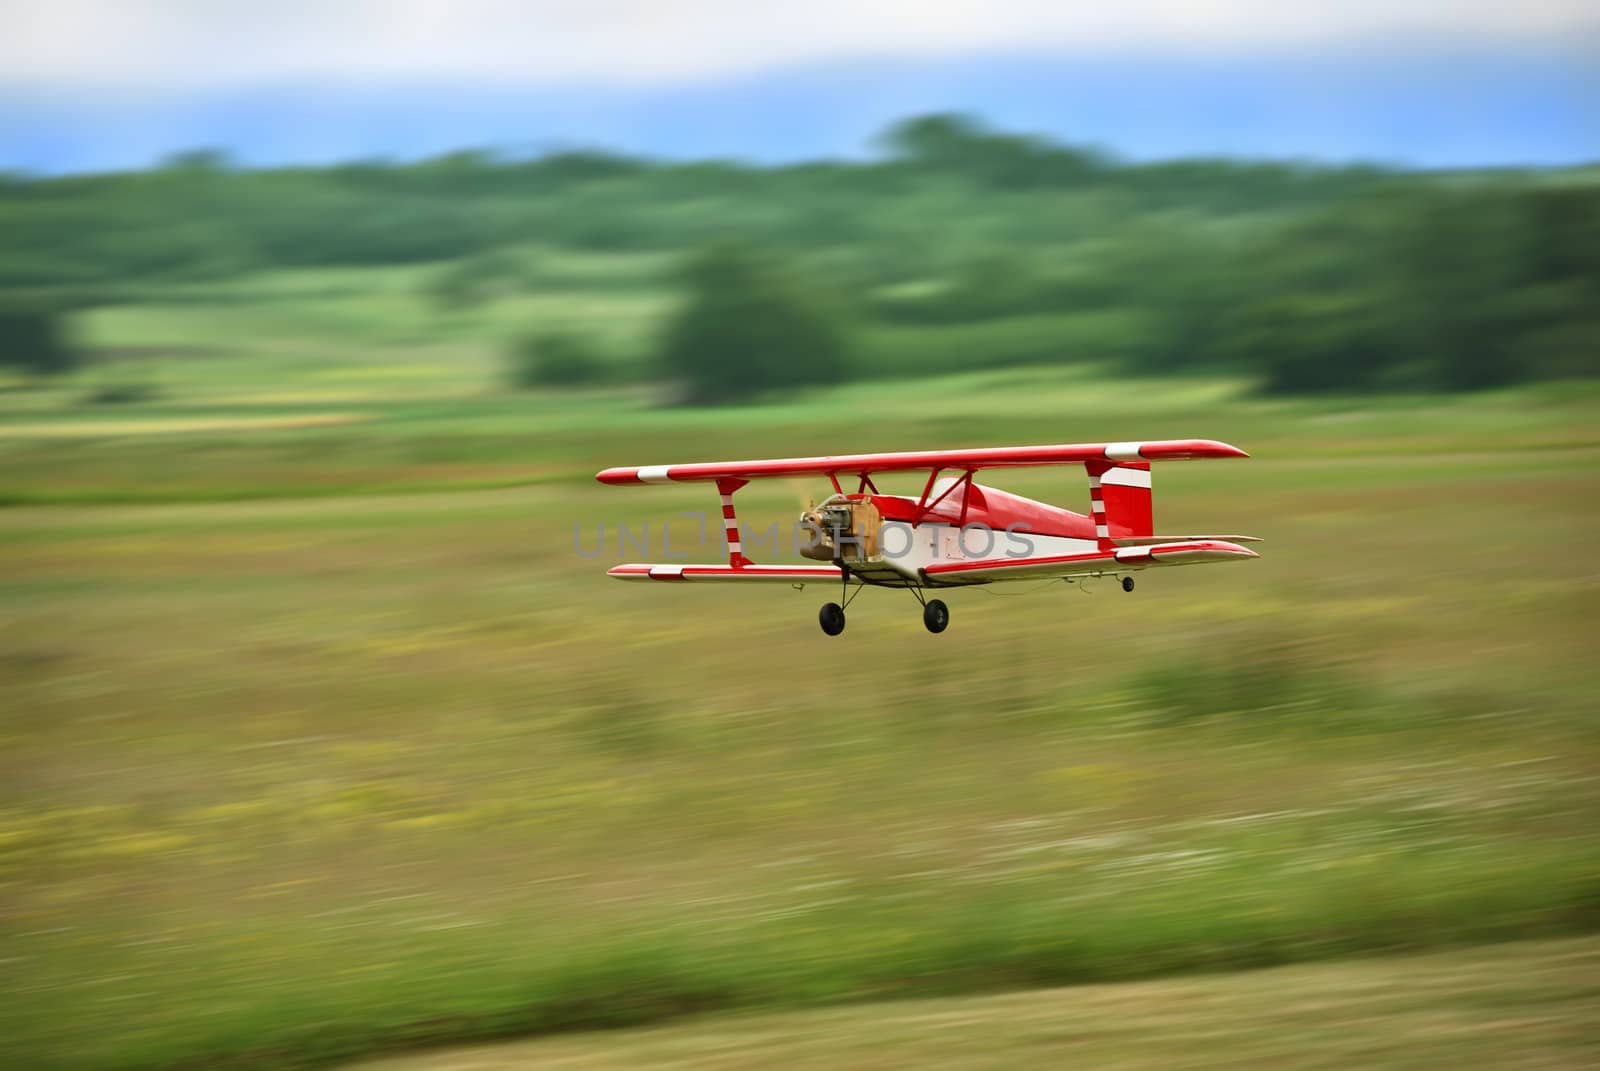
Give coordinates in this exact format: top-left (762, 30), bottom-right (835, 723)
top-left (2, 2), bottom-right (1597, 172)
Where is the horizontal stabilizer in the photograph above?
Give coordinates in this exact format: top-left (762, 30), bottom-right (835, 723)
top-left (608, 563), bottom-right (844, 583)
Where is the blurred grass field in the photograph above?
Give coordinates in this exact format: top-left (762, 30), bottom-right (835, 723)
top-left (1, 286), bottom-right (1598, 1069)
top-left (347, 938), bottom-right (1600, 1070)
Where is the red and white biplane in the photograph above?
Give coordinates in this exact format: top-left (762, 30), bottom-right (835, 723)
top-left (597, 439), bottom-right (1258, 635)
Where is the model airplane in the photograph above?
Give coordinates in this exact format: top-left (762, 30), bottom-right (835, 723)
top-left (597, 439), bottom-right (1258, 635)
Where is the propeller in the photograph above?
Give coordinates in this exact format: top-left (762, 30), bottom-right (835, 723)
top-left (785, 478), bottom-right (818, 512)
top-left (791, 479), bottom-right (837, 561)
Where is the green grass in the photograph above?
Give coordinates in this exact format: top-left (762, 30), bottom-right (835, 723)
top-left (344, 938), bottom-right (1600, 1071)
top-left (2, 298), bottom-right (1598, 1069)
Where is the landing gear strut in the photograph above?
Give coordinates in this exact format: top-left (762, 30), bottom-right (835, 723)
top-left (1121, 576), bottom-right (1136, 592)
top-left (819, 567), bottom-right (861, 636)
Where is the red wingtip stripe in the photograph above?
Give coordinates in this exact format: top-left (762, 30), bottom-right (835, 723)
top-left (1139, 440), bottom-right (1250, 460)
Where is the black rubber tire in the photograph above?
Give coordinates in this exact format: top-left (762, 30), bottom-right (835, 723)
top-left (1121, 576), bottom-right (1136, 592)
top-left (819, 602), bottom-right (846, 636)
top-left (922, 598), bottom-right (950, 634)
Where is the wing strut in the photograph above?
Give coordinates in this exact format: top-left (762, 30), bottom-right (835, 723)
top-left (716, 478), bottom-right (753, 567)
top-left (913, 469), bottom-right (974, 526)
top-left (1085, 461), bottom-right (1113, 550)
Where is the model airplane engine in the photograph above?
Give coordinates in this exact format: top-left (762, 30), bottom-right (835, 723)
top-left (799, 497), bottom-right (883, 563)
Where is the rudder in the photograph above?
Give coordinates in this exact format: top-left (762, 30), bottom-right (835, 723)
top-left (1086, 461), bottom-right (1152, 547)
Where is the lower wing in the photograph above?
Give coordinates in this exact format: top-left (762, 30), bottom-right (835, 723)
top-left (923, 539), bottom-right (1259, 585)
top-left (608, 563), bottom-right (845, 583)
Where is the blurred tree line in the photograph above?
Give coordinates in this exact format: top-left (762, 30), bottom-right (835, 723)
top-left (2, 114), bottom-right (1595, 397)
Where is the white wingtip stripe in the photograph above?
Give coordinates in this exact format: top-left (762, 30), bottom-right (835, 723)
top-left (1100, 467), bottom-right (1153, 488)
top-left (638, 465), bottom-right (673, 484)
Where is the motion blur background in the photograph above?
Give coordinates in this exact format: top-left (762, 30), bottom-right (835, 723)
top-left (2, 4), bottom-right (1598, 1069)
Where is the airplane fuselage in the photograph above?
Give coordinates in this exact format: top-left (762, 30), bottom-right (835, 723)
top-left (811, 482), bottom-right (1104, 587)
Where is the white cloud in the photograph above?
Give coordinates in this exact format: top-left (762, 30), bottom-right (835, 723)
top-left (7, 1), bottom-right (1597, 87)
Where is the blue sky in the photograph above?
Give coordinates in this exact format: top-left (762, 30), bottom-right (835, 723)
top-left (2, 2), bottom-right (1596, 172)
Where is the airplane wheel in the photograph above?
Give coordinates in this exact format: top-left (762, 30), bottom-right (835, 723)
top-left (922, 598), bottom-right (949, 634)
top-left (819, 602), bottom-right (846, 636)
top-left (1121, 576), bottom-right (1136, 592)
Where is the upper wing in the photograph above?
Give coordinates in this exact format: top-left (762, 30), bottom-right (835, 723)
top-left (597, 439), bottom-right (1246, 485)
top-left (924, 539), bottom-right (1259, 586)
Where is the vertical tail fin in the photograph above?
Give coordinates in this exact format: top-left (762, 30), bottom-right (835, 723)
top-left (1086, 461), bottom-right (1153, 549)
